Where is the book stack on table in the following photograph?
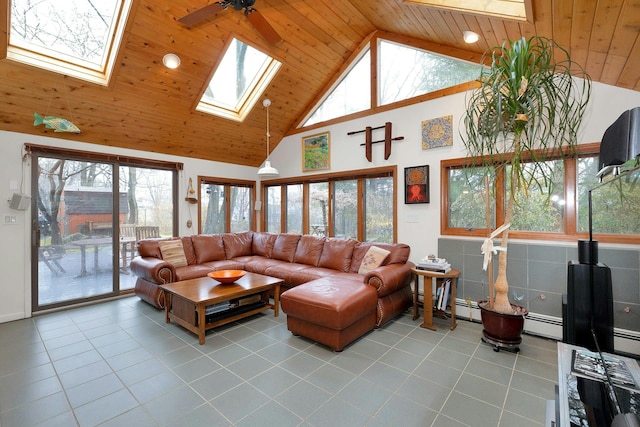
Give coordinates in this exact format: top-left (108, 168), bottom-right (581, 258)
top-left (416, 258), bottom-right (451, 274)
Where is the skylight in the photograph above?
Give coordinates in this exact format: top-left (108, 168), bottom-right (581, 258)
top-left (196, 38), bottom-right (281, 122)
top-left (402, 0), bottom-right (530, 21)
top-left (8, 0), bottom-right (132, 85)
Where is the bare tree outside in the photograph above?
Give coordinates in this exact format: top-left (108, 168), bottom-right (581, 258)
top-left (379, 40), bottom-right (481, 105)
top-left (37, 158), bottom-right (113, 245)
top-left (10, 0), bottom-right (118, 65)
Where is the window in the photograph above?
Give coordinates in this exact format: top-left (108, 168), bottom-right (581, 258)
top-left (304, 49), bottom-right (371, 126)
top-left (442, 143), bottom-right (640, 243)
top-left (579, 158), bottom-right (640, 237)
top-left (309, 183), bottom-right (329, 236)
top-left (364, 177), bottom-right (394, 242)
top-left (508, 160), bottom-right (565, 232)
top-left (334, 180), bottom-right (358, 238)
top-left (196, 38), bottom-right (281, 122)
top-left (286, 184), bottom-right (303, 234)
top-left (300, 34), bottom-right (482, 128)
top-left (263, 167), bottom-right (396, 243)
top-left (199, 177), bottom-right (256, 233)
top-left (28, 144), bottom-right (179, 311)
top-left (9, 0), bottom-right (132, 85)
top-left (378, 40), bottom-right (481, 105)
top-left (447, 167), bottom-right (496, 230)
top-left (266, 186), bottom-right (281, 232)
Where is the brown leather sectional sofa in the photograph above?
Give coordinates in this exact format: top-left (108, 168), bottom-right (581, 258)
top-left (130, 231), bottom-right (414, 349)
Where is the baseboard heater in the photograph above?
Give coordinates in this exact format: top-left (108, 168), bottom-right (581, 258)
top-left (452, 299), bottom-right (640, 357)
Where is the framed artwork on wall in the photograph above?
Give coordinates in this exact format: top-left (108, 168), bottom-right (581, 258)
top-left (422, 115), bottom-right (453, 150)
top-left (405, 165), bottom-right (429, 204)
top-left (302, 132), bottom-right (330, 172)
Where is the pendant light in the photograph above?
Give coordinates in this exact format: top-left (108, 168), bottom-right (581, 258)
top-left (257, 98), bottom-right (279, 178)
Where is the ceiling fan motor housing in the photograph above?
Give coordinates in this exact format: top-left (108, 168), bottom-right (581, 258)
top-left (231, 0), bottom-right (257, 10)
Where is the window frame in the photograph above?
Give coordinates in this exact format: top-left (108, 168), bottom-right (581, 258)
top-left (27, 143), bottom-right (180, 311)
top-left (195, 37), bottom-right (281, 122)
top-left (261, 166), bottom-right (397, 242)
top-left (441, 142), bottom-right (640, 244)
top-left (197, 176), bottom-right (256, 234)
top-left (293, 32), bottom-right (483, 132)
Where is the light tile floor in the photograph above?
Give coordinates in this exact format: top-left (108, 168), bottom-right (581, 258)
top-left (0, 297), bottom-right (558, 426)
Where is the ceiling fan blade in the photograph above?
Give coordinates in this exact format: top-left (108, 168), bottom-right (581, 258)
top-left (245, 8), bottom-right (282, 45)
top-left (178, 2), bottom-right (227, 27)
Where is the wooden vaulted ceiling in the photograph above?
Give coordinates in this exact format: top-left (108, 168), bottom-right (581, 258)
top-left (0, 0), bottom-right (638, 167)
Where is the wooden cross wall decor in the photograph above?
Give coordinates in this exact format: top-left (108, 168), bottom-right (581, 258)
top-left (347, 122), bottom-right (404, 162)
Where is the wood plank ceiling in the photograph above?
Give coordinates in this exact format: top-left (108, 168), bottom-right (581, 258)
top-left (0, 0), bottom-right (638, 167)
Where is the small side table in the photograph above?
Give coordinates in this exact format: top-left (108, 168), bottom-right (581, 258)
top-left (411, 268), bottom-right (460, 331)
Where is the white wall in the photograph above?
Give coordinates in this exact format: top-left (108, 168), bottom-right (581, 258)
top-left (1, 80), bottom-right (639, 322)
top-left (269, 81), bottom-right (640, 265)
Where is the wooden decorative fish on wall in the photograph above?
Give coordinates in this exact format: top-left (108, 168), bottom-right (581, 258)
top-left (33, 113), bottom-right (81, 133)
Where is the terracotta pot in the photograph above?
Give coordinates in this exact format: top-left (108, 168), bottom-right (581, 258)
top-left (478, 300), bottom-right (528, 352)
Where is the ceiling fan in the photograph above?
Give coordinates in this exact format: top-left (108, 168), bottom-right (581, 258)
top-left (179, 1), bottom-right (282, 45)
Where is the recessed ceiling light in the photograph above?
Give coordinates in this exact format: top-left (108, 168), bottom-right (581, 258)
top-left (162, 53), bottom-right (181, 69)
top-left (463, 31), bottom-right (480, 44)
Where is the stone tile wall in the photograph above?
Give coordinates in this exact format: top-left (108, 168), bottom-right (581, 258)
top-left (438, 238), bottom-right (640, 332)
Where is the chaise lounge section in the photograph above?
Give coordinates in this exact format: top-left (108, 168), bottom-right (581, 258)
top-left (130, 231), bottom-right (414, 350)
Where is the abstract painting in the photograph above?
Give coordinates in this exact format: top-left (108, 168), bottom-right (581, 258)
top-left (422, 115), bottom-right (453, 149)
top-left (405, 165), bottom-right (429, 204)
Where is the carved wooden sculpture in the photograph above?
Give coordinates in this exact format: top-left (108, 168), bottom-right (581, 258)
top-left (348, 122), bottom-right (403, 162)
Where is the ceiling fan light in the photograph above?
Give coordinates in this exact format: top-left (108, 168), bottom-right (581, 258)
top-left (463, 31), bottom-right (480, 44)
top-left (257, 160), bottom-right (279, 178)
top-left (162, 53), bottom-right (181, 69)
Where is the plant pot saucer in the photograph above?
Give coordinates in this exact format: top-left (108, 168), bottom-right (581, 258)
top-left (481, 333), bottom-right (522, 353)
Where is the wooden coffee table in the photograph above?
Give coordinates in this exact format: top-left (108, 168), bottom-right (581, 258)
top-left (159, 272), bottom-right (282, 344)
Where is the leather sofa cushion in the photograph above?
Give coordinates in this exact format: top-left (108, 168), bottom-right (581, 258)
top-left (252, 232), bottom-right (277, 257)
top-left (222, 231), bottom-right (253, 259)
top-left (271, 234), bottom-right (301, 262)
top-left (191, 234), bottom-right (226, 264)
top-left (294, 235), bottom-right (325, 266)
top-left (137, 238), bottom-right (163, 258)
top-left (181, 236), bottom-right (197, 265)
top-left (318, 238), bottom-right (356, 272)
top-left (280, 278), bottom-right (377, 330)
top-left (288, 267), bottom-right (346, 287)
top-left (264, 262), bottom-right (308, 286)
top-left (350, 242), bottom-right (410, 273)
top-left (200, 259), bottom-right (245, 271)
top-left (242, 256), bottom-right (280, 274)
top-left (174, 265), bottom-right (216, 281)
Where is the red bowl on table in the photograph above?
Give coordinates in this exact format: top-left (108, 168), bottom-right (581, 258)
top-left (207, 269), bottom-right (246, 284)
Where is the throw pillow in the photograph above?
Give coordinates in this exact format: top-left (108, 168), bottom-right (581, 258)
top-left (158, 239), bottom-right (188, 267)
top-left (358, 246), bottom-right (390, 275)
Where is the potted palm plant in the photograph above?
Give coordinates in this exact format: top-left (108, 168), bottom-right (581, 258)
top-left (462, 36), bottom-right (591, 350)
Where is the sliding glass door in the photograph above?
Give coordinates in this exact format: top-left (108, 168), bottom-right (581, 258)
top-left (31, 149), bottom-right (177, 312)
